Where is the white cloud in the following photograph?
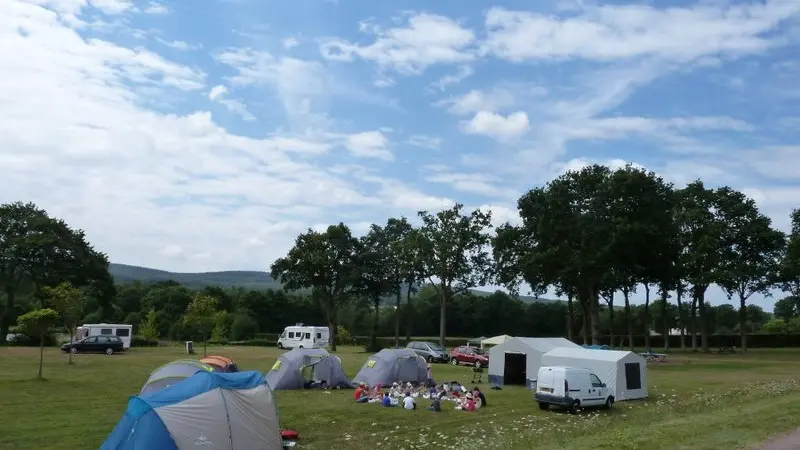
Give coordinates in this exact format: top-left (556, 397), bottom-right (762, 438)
top-left (90, 0), bottom-right (134, 15)
top-left (406, 135), bottom-right (441, 150)
top-left (345, 131), bottom-right (393, 160)
top-left (481, 3), bottom-right (800, 63)
top-left (156, 38), bottom-right (201, 51)
top-left (437, 88), bottom-right (517, 116)
top-left (432, 65), bottom-right (473, 91)
top-left (282, 37), bottom-right (299, 49)
top-left (143, 2), bottom-right (168, 14)
top-left (462, 111), bottom-right (530, 141)
top-left (424, 171), bottom-right (512, 198)
top-left (320, 13), bottom-right (476, 75)
top-left (207, 85), bottom-right (255, 121)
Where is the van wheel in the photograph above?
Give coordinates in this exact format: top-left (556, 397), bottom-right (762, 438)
top-left (538, 402), bottom-right (548, 411)
top-left (604, 397), bottom-right (614, 409)
top-left (298, 345), bottom-right (303, 349)
top-left (277, 343), bottom-right (283, 349)
top-left (105, 348), bottom-right (114, 355)
top-left (570, 400), bottom-right (581, 414)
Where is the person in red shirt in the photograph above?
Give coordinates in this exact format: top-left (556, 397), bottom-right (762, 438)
top-left (463, 393), bottom-right (476, 412)
top-left (354, 382), bottom-right (369, 403)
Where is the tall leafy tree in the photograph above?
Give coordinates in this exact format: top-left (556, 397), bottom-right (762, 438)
top-left (42, 281), bottom-right (86, 364)
top-left (270, 223), bottom-right (361, 351)
top-left (715, 187), bottom-right (786, 352)
top-left (0, 202), bottom-right (113, 343)
top-left (356, 224), bottom-right (396, 351)
top-left (399, 228), bottom-right (427, 342)
top-left (139, 309), bottom-right (159, 342)
top-left (183, 294), bottom-right (219, 357)
top-left (14, 308), bottom-right (60, 379)
top-left (779, 209), bottom-right (800, 298)
top-left (417, 203), bottom-right (493, 346)
top-left (383, 217), bottom-right (413, 347)
top-left (675, 181), bottom-right (722, 352)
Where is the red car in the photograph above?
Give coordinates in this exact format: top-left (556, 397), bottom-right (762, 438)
top-left (450, 346), bottom-right (489, 368)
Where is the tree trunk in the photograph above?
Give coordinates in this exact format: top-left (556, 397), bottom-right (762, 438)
top-left (0, 287), bottom-right (16, 345)
top-left (579, 292), bottom-right (589, 345)
top-left (203, 338), bottom-right (208, 358)
top-left (589, 286), bottom-right (601, 345)
top-left (38, 335), bottom-right (44, 380)
top-left (661, 289), bottom-right (669, 352)
top-left (371, 298), bottom-right (380, 352)
top-left (690, 291), bottom-right (698, 351)
top-left (644, 284), bottom-right (651, 351)
top-left (394, 288), bottom-right (401, 348)
top-left (623, 287), bottom-right (633, 350)
top-left (606, 292), bottom-right (615, 348)
top-left (566, 290), bottom-right (575, 342)
top-left (438, 291), bottom-right (447, 348)
top-left (404, 284), bottom-right (413, 343)
top-left (677, 287), bottom-right (686, 350)
top-left (739, 294), bottom-right (748, 353)
top-left (698, 288), bottom-right (709, 352)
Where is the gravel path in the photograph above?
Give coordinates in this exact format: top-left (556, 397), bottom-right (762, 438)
top-left (757, 429), bottom-right (800, 450)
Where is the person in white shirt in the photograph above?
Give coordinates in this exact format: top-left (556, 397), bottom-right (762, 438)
top-left (403, 392), bottom-right (416, 410)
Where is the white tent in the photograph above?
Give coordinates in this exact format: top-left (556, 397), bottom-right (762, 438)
top-left (481, 334), bottom-right (512, 348)
top-left (541, 347), bottom-right (648, 401)
top-left (488, 337), bottom-right (581, 388)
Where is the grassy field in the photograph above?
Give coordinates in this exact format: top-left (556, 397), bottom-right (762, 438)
top-left (1, 345), bottom-right (800, 450)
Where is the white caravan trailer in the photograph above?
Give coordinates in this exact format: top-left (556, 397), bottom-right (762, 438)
top-left (75, 323), bottom-right (133, 349)
top-left (277, 325), bottom-right (329, 349)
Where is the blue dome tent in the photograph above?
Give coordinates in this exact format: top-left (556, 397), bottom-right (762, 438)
top-left (101, 370), bottom-right (282, 450)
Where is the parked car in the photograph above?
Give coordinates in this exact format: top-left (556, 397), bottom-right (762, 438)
top-left (450, 346), bottom-right (489, 367)
top-left (534, 366), bottom-right (614, 413)
top-left (407, 341), bottom-right (450, 363)
top-left (61, 335), bottom-right (125, 355)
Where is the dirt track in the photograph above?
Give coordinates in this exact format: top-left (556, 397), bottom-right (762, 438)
top-left (756, 429), bottom-right (800, 450)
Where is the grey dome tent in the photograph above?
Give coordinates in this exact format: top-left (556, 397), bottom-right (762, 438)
top-left (140, 359), bottom-right (216, 395)
top-left (266, 348), bottom-right (351, 390)
top-left (352, 348), bottom-right (428, 387)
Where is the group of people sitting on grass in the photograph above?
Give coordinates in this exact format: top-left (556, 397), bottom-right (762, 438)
top-left (353, 380), bottom-right (487, 412)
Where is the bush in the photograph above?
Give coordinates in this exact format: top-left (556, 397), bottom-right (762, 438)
top-left (5, 333), bottom-right (59, 347)
top-left (230, 315), bottom-right (259, 341)
top-left (130, 335), bottom-right (159, 347)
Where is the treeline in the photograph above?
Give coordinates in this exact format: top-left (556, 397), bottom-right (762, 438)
top-left (3, 163), bottom-right (800, 353)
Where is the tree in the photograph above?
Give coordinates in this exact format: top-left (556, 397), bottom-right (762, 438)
top-left (384, 217), bottom-right (414, 348)
top-left (356, 224), bottom-right (396, 351)
top-left (417, 203), bottom-right (493, 346)
top-left (779, 209), bottom-right (800, 298)
top-left (675, 181), bottom-right (723, 352)
top-left (270, 223), bottom-right (361, 351)
top-left (715, 187), bottom-right (785, 352)
top-left (183, 294), bottom-right (219, 357)
top-left (139, 309), bottom-right (159, 342)
top-left (211, 311), bottom-right (229, 342)
top-left (42, 282), bottom-right (85, 364)
top-left (0, 202), bottom-right (113, 343)
top-left (15, 308), bottom-right (59, 379)
top-left (774, 296), bottom-right (800, 321)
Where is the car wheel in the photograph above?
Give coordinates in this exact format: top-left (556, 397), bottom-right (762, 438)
top-left (70, 347), bottom-right (78, 354)
top-left (105, 348), bottom-right (114, 355)
top-left (538, 402), bottom-right (549, 411)
top-left (426, 356), bottom-right (433, 363)
top-left (604, 397), bottom-right (614, 409)
top-left (570, 400), bottom-right (581, 414)
top-left (451, 358), bottom-right (458, 366)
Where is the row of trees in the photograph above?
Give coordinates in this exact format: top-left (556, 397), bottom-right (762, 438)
top-left (271, 165), bottom-right (800, 352)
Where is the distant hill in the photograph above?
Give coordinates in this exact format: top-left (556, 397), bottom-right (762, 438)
top-left (108, 263), bottom-right (560, 304)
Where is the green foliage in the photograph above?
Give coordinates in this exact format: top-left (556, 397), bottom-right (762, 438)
top-left (43, 282), bottom-right (86, 338)
top-left (15, 308), bottom-right (60, 379)
top-left (211, 310), bottom-right (229, 342)
top-left (229, 314), bottom-right (258, 341)
top-left (138, 309), bottom-right (159, 342)
top-left (183, 294), bottom-right (218, 340)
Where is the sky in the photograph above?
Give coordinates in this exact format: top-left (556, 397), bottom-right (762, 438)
top-left (1, 0), bottom-right (799, 310)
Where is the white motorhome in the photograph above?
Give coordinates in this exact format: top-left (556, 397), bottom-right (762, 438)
top-left (534, 366), bottom-right (614, 413)
top-left (75, 323), bottom-right (133, 349)
top-left (277, 325), bottom-right (329, 350)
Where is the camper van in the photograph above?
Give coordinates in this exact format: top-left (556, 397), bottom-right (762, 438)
top-left (75, 323), bottom-right (133, 349)
top-left (534, 366), bottom-right (614, 412)
top-left (277, 325), bottom-right (329, 349)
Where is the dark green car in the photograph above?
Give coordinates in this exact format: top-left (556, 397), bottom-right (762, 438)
top-left (61, 335), bottom-right (124, 355)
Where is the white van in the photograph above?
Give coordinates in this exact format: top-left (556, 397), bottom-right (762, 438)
top-left (75, 323), bottom-right (133, 349)
top-left (277, 325), bottom-right (329, 350)
top-left (534, 366), bottom-right (614, 412)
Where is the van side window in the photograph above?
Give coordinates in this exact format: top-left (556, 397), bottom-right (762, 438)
top-left (288, 332), bottom-right (295, 339)
top-left (316, 333), bottom-right (322, 339)
top-left (590, 374), bottom-right (603, 387)
top-left (304, 333), bottom-right (311, 339)
top-left (100, 328), bottom-right (113, 335)
top-left (115, 328), bottom-right (130, 337)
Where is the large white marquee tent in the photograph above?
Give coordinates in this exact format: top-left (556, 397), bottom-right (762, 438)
top-left (541, 347), bottom-right (648, 401)
top-left (488, 337), bottom-right (581, 388)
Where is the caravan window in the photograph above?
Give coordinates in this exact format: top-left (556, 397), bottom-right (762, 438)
top-left (590, 374), bottom-right (603, 388)
top-left (316, 332), bottom-right (322, 339)
top-left (100, 329), bottom-right (113, 335)
top-left (115, 328), bottom-right (130, 337)
top-left (304, 333), bottom-right (311, 339)
top-left (288, 332), bottom-right (295, 339)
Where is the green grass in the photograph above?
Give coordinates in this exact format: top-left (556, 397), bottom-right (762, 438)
top-left (1, 346), bottom-right (800, 450)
